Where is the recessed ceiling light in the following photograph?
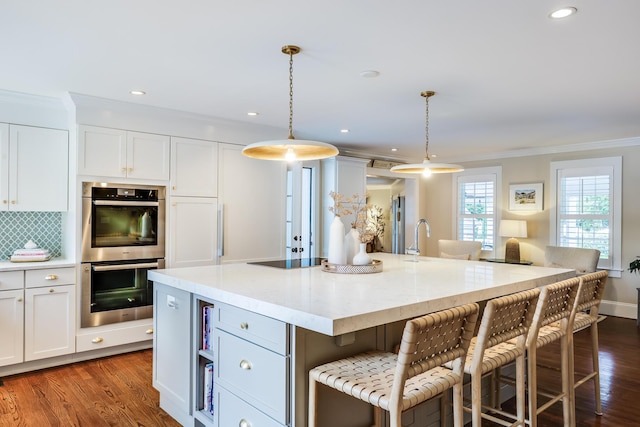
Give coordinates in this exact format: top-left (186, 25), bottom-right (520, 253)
top-left (390, 148), bottom-right (398, 152)
top-left (549, 7), bottom-right (577, 19)
top-left (360, 70), bottom-right (380, 78)
top-left (340, 129), bottom-right (350, 133)
top-left (247, 112), bottom-right (259, 116)
top-left (130, 90), bottom-right (146, 96)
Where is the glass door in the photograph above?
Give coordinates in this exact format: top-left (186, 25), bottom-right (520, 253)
top-left (286, 161), bottom-right (319, 260)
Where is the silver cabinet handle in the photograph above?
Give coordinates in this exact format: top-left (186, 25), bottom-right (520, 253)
top-left (218, 202), bottom-right (224, 257)
top-left (239, 419), bottom-right (251, 427)
top-left (240, 322), bottom-right (249, 330)
top-left (239, 360), bottom-right (252, 370)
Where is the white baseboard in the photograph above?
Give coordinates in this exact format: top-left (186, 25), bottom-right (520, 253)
top-left (600, 299), bottom-right (637, 319)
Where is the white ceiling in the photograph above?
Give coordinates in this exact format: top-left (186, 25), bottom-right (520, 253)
top-left (1, 1), bottom-right (639, 163)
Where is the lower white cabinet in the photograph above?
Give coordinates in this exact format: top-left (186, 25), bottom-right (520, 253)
top-left (168, 196), bottom-right (218, 268)
top-left (0, 267), bottom-right (76, 367)
top-left (24, 284), bottom-right (75, 361)
top-left (154, 289), bottom-right (291, 427)
top-left (0, 288), bottom-right (24, 367)
top-left (152, 283), bottom-right (192, 425)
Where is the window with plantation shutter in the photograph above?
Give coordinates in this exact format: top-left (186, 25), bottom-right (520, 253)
top-left (453, 167), bottom-right (501, 254)
top-left (550, 157), bottom-right (622, 275)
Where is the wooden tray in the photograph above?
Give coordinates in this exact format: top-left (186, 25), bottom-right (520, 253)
top-left (321, 259), bottom-right (383, 274)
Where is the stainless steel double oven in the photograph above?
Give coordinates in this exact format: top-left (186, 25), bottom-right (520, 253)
top-left (81, 182), bottom-right (165, 327)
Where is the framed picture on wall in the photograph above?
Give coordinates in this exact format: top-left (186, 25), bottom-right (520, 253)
top-left (509, 183), bottom-right (543, 211)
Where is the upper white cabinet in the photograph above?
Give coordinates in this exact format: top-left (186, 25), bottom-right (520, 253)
top-left (168, 196), bottom-right (218, 268)
top-left (78, 125), bottom-right (170, 180)
top-left (0, 123), bottom-right (69, 211)
top-left (170, 137), bottom-right (217, 197)
top-left (218, 143), bottom-right (287, 263)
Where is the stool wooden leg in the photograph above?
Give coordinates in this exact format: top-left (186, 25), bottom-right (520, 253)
top-left (516, 355), bottom-right (526, 426)
top-left (561, 333), bottom-right (575, 427)
top-left (591, 323), bottom-right (603, 416)
top-left (527, 346), bottom-right (538, 427)
top-left (452, 382), bottom-right (464, 427)
top-left (308, 376), bottom-right (318, 427)
top-left (471, 367), bottom-right (483, 427)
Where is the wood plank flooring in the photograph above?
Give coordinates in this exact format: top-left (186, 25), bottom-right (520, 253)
top-left (0, 349), bottom-right (180, 426)
top-left (0, 316), bottom-right (638, 426)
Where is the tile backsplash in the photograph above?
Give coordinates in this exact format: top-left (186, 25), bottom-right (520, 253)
top-left (0, 211), bottom-right (62, 259)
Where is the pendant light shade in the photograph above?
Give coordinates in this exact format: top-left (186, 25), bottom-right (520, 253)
top-left (242, 45), bottom-right (339, 161)
top-left (390, 91), bottom-right (463, 175)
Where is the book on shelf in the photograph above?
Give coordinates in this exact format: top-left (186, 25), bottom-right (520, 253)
top-left (204, 362), bottom-right (214, 415)
top-left (202, 305), bottom-right (214, 351)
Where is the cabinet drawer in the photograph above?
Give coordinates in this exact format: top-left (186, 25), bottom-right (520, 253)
top-left (215, 329), bottom-right (289, 424)
top-left (0, 271), bottom-right (23, 290)
top-left (217, 386), bottom-right (285, 427)
top-left (76, 322), bottom-right (154, 352)
top-left (216, 302), bottom-right (288, 355)
top-left (25, 267), bottom-right (75, 288)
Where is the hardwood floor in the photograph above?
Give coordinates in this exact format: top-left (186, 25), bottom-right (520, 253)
top-left (0, 350), bottom-right (180, 427)
top-left (0, 316), bottom-right (638, 426)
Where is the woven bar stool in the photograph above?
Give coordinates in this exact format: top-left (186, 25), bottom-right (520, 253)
top-left (496, 277), bottom-right (582, 427)
top-left (453, 288), bottom-right (540, 427)
top-left (571, 270), bottom-right (608, 416)
top-left (308, 303), bottom-right (479, 427)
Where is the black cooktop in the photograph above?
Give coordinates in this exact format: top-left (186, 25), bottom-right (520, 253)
top-left (248, 257), bottom-right (324, 269)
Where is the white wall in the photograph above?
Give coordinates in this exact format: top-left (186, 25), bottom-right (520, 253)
top-left (420, 141), bottom-right (640, 318)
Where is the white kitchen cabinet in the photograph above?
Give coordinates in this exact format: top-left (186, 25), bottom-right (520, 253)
top-left (78, 125), bottom-right (170, 180)
top-left (0, 123), bottom-right (69, 211)
top-left (0, 270), bottom-right (25, 367)
top-left (168, 196), bottom-right (218, 268)
top-left (152, 283), bottom-right (192, 426)
top-left (23, 267), bottom-right (76, 362)
top-left (24, 284), bottom-right (76, 361)
top-left (170, 137), bottom-right (217, 197)
top-left (218, 143), bottom-right (287, 263)
top-left (0, 267), bottom-right (75, 367)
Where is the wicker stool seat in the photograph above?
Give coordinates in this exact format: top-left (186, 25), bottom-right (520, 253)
top-left (308, 303), bottom-right (479, 427)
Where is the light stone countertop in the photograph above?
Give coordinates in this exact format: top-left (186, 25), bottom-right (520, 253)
top-left (149, 253), bottom-right (575, 336)
top-left (0, 258), bottom-right (75, 271)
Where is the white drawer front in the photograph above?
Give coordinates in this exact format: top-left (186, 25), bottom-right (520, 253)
top-left (0, 271), bottom-right (23, 290)
top-left (216, 302), bottom-right (288, 355)
top-left (25, 267), bottom-right (75, 288)
top-left (217, 386), bottom-right (285, 427)
top-left (76, 322), bottom-right (154, 352)
top-left (216, 329), bottom-right (289, 424)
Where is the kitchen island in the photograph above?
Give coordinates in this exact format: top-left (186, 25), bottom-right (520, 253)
top-left (149, 253), bottom-right (574, 427)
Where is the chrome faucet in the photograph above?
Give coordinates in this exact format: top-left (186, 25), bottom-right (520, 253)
top-left (406, 218), bottom-right (431, 256)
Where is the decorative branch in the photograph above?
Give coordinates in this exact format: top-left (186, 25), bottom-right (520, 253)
top-left (328, 191), bottom-right (353, 217)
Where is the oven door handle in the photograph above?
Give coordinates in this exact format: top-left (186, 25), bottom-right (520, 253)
top-left (92, 262), bottom-right (159, 272)
top-left (93, 200), bottom-right (159, 207)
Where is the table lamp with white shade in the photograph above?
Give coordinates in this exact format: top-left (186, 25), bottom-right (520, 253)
top-left (499, 219), bottom-right (527, 263)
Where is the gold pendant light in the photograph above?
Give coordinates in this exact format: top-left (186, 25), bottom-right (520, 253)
top-left (242, 45), bottom-right (339, 161)
top-left (390, 91), bottom-right (463, 175)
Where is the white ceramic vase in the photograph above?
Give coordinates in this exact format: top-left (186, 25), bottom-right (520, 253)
top-left (344, 227), bottom-right (360, 265)
top-left (352, 242), bottom-right (372, 265)
top-left (328, 216), bottom-right (346, 264)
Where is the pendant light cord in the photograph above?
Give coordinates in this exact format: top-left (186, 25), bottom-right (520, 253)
top-left (288, 49), bottom-right (295, 140)
top-left (423, 91), bottom-right (433, 161)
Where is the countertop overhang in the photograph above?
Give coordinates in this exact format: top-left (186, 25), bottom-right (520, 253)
top-left (148, 253), bottom-right (575, 336)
